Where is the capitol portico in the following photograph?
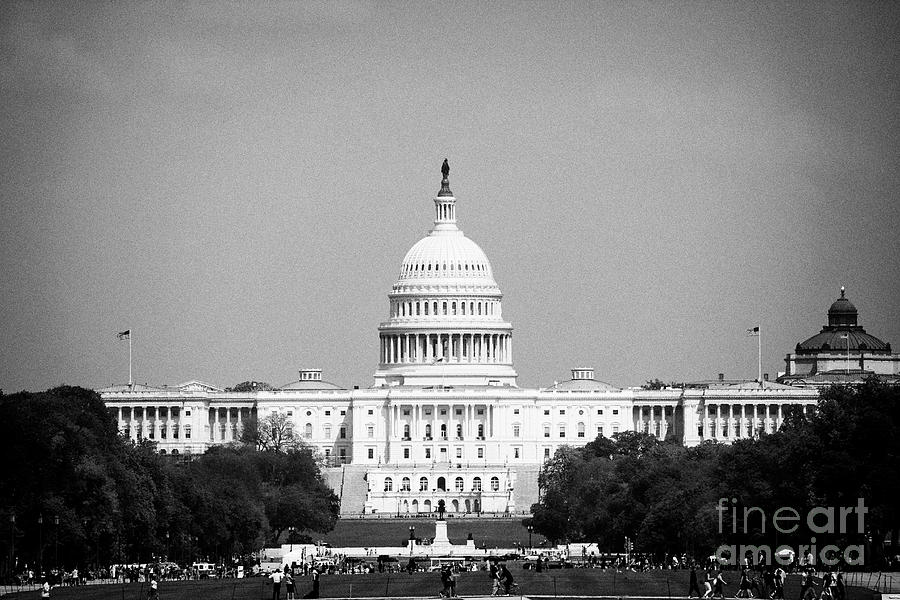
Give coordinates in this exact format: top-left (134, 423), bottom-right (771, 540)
top-left (101, 163), bottom-right (837, 516)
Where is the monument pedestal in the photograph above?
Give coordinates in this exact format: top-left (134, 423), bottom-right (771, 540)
top-left (432, 519), bottom-right (453, 554)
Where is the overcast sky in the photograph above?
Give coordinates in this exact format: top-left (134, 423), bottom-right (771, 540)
top-left (2, 1), bottom-right (898, 392)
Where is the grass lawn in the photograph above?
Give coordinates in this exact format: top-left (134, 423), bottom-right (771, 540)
top-left (2, 568), bottom-right (879, 600)
top-left (317, 519), bottom-right (547, 549)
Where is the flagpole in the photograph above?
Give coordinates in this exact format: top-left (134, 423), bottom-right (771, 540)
top-left (758, 326), bottom-right (762, 385)
top-left (129, 331), bottom-right (133, 387)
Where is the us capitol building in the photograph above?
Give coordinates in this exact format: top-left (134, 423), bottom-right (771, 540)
top-left (100, 164), bottom-right (897, 516)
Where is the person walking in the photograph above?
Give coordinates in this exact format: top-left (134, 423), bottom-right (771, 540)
top-left (798, 568), bottom-right (816, 600)
top-left (688, 565), bottom-right (703, 598)
top-left (489, 562), bottom-right (502, 596)
top-left (712, 571), bottom-right (727, 599)
top-left (309, 566), bottom-right (320, 599)
top-left (702, 571), bottom-right (714, 599)
top-left (773, 566), bottom-right (786, 599)
top-left (835, 571), bottom-right (845, 600)
top-left (270, 569), bottom-right (284, 600)
top-left (285, 573), bottom-right (295, 600)
top-left (147, 580), bottom-right (160, 600)
top-left (500, 563), bottom-right (515, 595)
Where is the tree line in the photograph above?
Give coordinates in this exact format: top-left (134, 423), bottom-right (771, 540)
top-left (528, 381), bottom-right (900, 568)
top-left (0, 386), bottom-right (339, 579)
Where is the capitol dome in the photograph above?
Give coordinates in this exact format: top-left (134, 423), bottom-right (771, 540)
top-left (373, 162), bottom-right (517, 388)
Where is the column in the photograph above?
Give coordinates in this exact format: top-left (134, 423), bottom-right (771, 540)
top-left (777, 404), bottom-right (783, 430)
top-left (226, 407), bottom-right (232, 441)
top-left (715, 404), bottom-right (721, 438)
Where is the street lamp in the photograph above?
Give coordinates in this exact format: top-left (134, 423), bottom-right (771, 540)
top-left (527, 525), bottom-right (533, 550)
top-left (53, 516), bottom-right (59, 572)
top-left (37, 515), bottom-right (43, 579)
top-left (288, 527), bottom-right (295, 552)
top-left (408, 526), bottom-right (415, 556)
top-left (8, 514), bottom-right (14, 580)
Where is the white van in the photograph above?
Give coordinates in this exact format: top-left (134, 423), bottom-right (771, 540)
top-left (192, 562), bottom-right (216, 579)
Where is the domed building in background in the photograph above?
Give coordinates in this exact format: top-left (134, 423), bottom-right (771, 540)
top-left (778, 288), bottom-right (900, 387)
top-left (101, 163), bottom-right (824, 517)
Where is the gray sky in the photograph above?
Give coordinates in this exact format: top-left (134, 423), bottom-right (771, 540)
top-left (2, 1), bottom-right (899, 392)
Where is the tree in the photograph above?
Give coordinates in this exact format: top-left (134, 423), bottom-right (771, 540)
top-left (241, 412), bottom-right (301, 453)
top-left (226, 381), bottom-right (275, 392)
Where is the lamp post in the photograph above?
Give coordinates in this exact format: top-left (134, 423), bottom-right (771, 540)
top-left (8, 514), bottom-right (14, 580)
top-left (37, 515), bottom-right (43, 579)
top-left (288, 527), bottom-right (295, 552)
top-left (53, 516), bottom-right (59, 572)
top-left (527, 525), bottom-right (533, 551)
top-left (408, 526), bottom-right (415, 556)
top-left (165, 531), bottom-right (170, 561)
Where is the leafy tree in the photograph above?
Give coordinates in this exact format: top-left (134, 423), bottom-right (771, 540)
top-left (226, 381), bottom-right (275, 392)
top-left (241, 412), bottom-right (301, 453)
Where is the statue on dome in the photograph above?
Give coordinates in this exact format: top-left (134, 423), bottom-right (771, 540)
top-left (441, 158), bottom-right (450, 180)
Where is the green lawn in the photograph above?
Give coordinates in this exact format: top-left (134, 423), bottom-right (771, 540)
top-left (317, 518), bottom-right (546, 549)
top-left (1, 568), bottom-right (880, 600)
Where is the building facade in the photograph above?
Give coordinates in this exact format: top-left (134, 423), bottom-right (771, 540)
top-left (778, 288), bottom-right (900, 387)
top-left (101, 166), bottom-right (821, 516)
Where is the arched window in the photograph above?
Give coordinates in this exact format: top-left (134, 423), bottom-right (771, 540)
top-left (384, 477), bottom-right (393, 492)
top-left (425, 424), bottom-right (432, 439)
top-left (456, 423), bottom-right (463, 438)
top-left (305, 423), bottom-right (313, 438)
top-left (577, 422), bottom-right (586, 438)
top-left (559, 424), bottom-right (566, 438)
top-left (477, 423), bottom-right (484, 438)
top-left (543, 424), bottom-right (550, 438)
top-left (401, 477), bottom-right (411, 491)
top-left (491, 476), bottom-right (500, 491)
top-left (437, 476), bottom-right (447, 491)
top-left (403, 423), bottom-right (410, 439)
top-left (440, 423), bottom-right (447, 439)
top-left (513, 424), bottom-right (520, 438)
top-left (419, 477), bottom-right (428, 491)
top-left (323, 424), bottom-right (331, 439)
top-left (455, 477), bottom-right (464, 491)
top-left (472, 477), bottom-right (482, 492)
top-left (171, 449), bottom-right (179, 455)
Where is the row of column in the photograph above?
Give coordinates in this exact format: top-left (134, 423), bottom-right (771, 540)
top-left (388, 403), bottom-right (493, 442)
top-left (635, 405), bottom-right (673, 440)
top-left (117, 406), bottom-right (184, 440)
top-left (702, 403), bottom-right (806, 439)
top-left (208, 406), bottom-right (252, 442)
top-left (380, 332), bottom-right (511, 364)
top-left (391, 298), bottom-right (497, 318)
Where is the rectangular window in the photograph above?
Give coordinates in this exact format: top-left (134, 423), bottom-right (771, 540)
top-left (578, 430), bottom-right (585, 438)
top-left (149, 427), bottom-right (155, 440)
top-left (339, 426), bottom-right (347, 439)
top-left (325, 410), bottom-right (331, 416)
top-left (173, 425), bottom-right (179, 439)
top-left (613, 409), bottom-right (619, 415)
top-left (544, 447), bottom-right (550, 458)
top-left (477, 409), bottom-right (484, 415)
top-left (559, 409), bottom-right (566, 415)
top-left (185, 425), bottom-right (191, 439)
top-left (513, 409), bottom-right (520, 415)
top-left (544, 409), bottom-right (550, 415)
top-left (340, 410), bottom-right (346, 416)
top-left (597, 409), bottom-right (603, 415)
top-left (455, 409), bottom-right (462, 415)
top-left (185, 410), bottom-right (191, 417)
top-left (514, 447), bottom-right (520, 459)
top-left (367, 448), bottom-right (374, 459)
top-left (456, 448), bottom-right (462, 459)
top-left (324, 425), bottom-right (332, 439)
top-left (425, 448), bottom-right (432, 459)
top-left (160, 426), bottom-right (167, 439)
top-left (404, 448), bottom-right (410, 459)
top-left (559, 427), bottom-right (566, 438)
top-left (287, 411), bottom-right (293, 417)
top-left (613, 424), bottom-right (620, 434)
top-left (598, 425), bottom-right (604, 437)
top-left (477, 447), bottom-right (484, 458)
top-left (403, 409), bottom-right (410, 416)
top-left (513, 424), bottom-right (520, 437)
top-left (368, 409), bottom-right (374, 415)
top-left (367, 425), bottom-right (374, 438)
top-left (339, 448), bottom-right (347, 462)
top-left (543, 425), bottom-right (550, 438)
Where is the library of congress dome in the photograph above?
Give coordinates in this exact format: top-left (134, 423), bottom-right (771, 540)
top-left (101, 162), bottom-right (852, 516)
